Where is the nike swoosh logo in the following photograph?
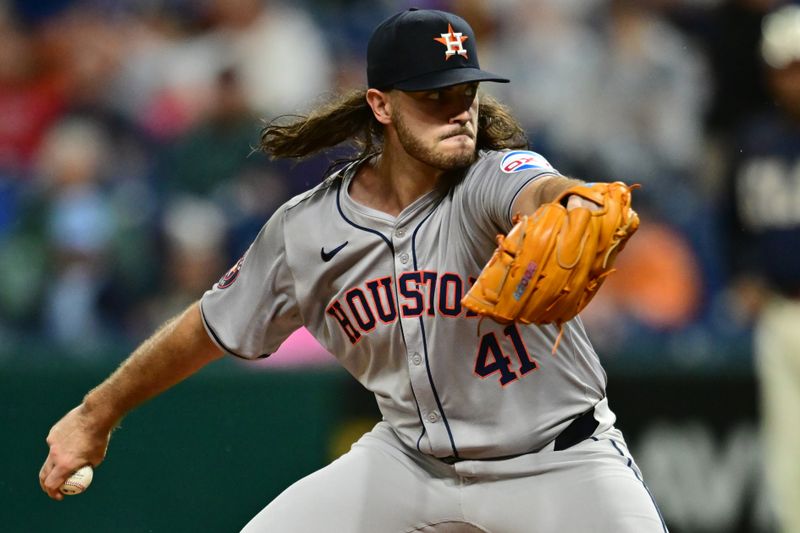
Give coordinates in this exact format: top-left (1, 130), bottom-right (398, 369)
top-left (321, 241), bottom-right (348, 262)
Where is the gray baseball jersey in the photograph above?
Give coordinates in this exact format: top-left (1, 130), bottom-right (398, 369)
top-left (201, 149), bottom-right (611, 460)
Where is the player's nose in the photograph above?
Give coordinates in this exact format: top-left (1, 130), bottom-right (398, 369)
top-left (447, 94), bottom-right (477, 125)
top-left (449, 106), bottom-right (473, 126)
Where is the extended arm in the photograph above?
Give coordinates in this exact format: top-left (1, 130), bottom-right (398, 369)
top-left (39, 301), bottom-right (224, 500)
top-left (511, 175), bottom-right (585, 217)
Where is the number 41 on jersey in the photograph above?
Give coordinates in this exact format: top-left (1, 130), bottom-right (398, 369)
top-left (475, 324), bottom-right (539, 387)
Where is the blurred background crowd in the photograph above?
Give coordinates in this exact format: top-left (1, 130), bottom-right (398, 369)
top-left (4, 0), bottom-right (800, 531)
top-left (0, 0), bottom-right (796, 373)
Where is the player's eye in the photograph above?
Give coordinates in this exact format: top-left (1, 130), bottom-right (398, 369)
top-left (424, 90), bottom-right (443, 101)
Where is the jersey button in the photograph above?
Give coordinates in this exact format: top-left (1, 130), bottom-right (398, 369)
top-left (399, 252), bottom-right (409, 264)
top-left (396, 228), bottom-right (406, 238)
top-left (427, 412), bottom-right (439, 423)
top-left (411, 353), bottom-right (422, 365)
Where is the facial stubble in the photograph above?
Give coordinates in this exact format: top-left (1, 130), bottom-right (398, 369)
top-left (393, 112), bottom-right (477, 171)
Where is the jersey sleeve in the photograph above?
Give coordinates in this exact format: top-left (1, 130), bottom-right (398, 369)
top-left (462, 150), bottom-right (560, 233)
top-left (200, 205), bottom-right (302, 359)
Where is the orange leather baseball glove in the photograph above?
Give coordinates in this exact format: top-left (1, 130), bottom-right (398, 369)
top-left (462, 182), bottom-right (640, 344)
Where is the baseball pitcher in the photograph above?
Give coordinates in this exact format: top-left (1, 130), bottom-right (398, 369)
top-left (40, 8), bottom-right (666, 532)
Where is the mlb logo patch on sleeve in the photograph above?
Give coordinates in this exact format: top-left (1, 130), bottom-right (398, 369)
top-left (500, 151), bottom-right (554, 173)
top-left (217, 255), bottom-right (245, 289)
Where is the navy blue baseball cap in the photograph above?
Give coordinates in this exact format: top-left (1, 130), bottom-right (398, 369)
top-left (367, 8), bottom-right (510, 91)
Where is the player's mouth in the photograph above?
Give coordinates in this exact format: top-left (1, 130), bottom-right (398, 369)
top-left (440, 128), bottom-right (474, 141)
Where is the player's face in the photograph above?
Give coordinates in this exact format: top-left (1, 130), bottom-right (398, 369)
top-left (391, 83), bottom-right (480, 170)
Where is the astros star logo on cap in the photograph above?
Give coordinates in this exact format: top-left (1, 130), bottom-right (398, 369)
top-left (434, 24), bottom-right (468, 60)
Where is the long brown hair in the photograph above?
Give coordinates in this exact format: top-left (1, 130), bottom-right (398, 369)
top-left (259, 89), bottom-right (528, 168)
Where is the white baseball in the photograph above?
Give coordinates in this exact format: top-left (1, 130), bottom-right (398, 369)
top-left (59, 465), bottom-right (94, 495)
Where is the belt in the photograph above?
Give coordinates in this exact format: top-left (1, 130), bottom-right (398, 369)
top-left (438, 405), bottom-right (599, 465)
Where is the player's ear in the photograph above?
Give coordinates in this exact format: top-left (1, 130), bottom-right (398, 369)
top-left (366, 88), bottom-right (392, 125)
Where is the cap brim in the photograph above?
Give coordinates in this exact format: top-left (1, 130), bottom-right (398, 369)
top-left (391, 67), bottom-right (510, 91)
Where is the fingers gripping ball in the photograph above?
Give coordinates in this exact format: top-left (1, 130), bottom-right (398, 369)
top-left (59, 465), bottom-right (94, 495)
top-left (462, 182), bottom-right (640, 343)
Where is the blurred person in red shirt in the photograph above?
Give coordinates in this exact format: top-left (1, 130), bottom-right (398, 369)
top-left (0, 10), bottom-right (65, 174)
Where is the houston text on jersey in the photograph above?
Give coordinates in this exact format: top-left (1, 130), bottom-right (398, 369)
top-left (326, 271), bottom-right (478, 344)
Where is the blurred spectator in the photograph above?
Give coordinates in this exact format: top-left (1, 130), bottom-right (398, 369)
top-left (704, 0), bottom-right (779, 136)
top-left (0, 0), bottom-right (782, 379)
top-left (34, 4), bottom-right (126, 113)
top-left (489, 0), bottom-right (710, 225)
top-left (108, 0), bottom-right (335, 134)
top-left (203, 0), bottom-right (334, 115)
top-left (35, 117), bottom-right (118, 351)
top-left (481, 0), bottom-right (600, 155)
top-left (582, 214), bottom-right (704, 355)
top-left (480, 0), bottom-right (719, 366)
top-left (720, 4), bottom-right (800, 531)
top-left (158, 63), bottom-right (295, 262)
top-left (160, 67), bottom-right (260, 197)
top-left (0, 200), bottom-right (48, 341)
top-left (0, 6), bottom-right (66, 175)
top-left (138, 195), bottom-right (228, 330)
top-left (25, 5), bottom-right (162, 321)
